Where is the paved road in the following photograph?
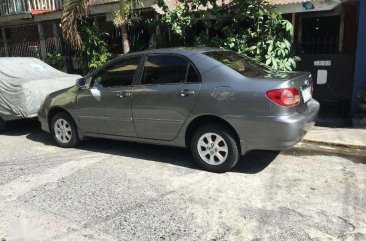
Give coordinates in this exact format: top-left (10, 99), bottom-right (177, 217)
top-left (0, 120), bottom-right (365, 241)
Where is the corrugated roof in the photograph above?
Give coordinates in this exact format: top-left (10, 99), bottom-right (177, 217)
top-left (268, 0), bottom-right (317, 5)
top-left (152, 0), bottom-right (232, 13)
top-left (153, 0), bottom-right (319, 13)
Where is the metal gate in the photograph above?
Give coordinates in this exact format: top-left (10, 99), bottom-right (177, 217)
top-left (0, 22), bottom-right (62, 59)
top-left (297, 54), bottom-right (355, 119)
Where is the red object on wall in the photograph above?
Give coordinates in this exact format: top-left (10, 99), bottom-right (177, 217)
top-left (31, 9), bottom-right (52, 15)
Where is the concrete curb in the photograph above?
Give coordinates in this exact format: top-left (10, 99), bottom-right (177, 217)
top-left (302, 127), bottom-right (366, 151)
top-left (290, 142), bottom-right (366, 164)
top-left (302, 139), bottom-right (366, 150)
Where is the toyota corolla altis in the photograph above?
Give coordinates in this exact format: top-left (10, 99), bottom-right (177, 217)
top-left (38, 48), bottom-right (319, 172)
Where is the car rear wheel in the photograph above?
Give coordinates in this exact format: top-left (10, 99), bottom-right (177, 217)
top-left (51, 113), bottom-right (81, 148)
top-left (191, 124), bottom-right (240, 173)
top-left (0, 117), bottom-right (6, 132)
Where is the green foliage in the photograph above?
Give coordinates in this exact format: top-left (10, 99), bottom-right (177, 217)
top-left (45, 52), bottom-right (65, 70)
top-left (161, 4), bottom-right (195, 39)
top-left (113, 0), bottom-right (142, 27)
top-left (62, 0), bottom-right (141, 51)
top-left (77, 22), bottom-right (111, 74)
top-left (157, 0), bottom-right (300, 71)
top-left (358, 90), bottom-right (366, 103)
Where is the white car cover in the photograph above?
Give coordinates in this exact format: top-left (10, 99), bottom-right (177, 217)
top-left (0, 57), bottom-right (81, 120)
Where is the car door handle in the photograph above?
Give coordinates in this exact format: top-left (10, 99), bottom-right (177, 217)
top-left (117, 91), bottom-right (131, 98)
top-left (179, 89), bottom-right (195, 97)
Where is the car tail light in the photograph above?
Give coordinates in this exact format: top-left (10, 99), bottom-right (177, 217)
top-left (310, 81), bottom-right (314, 94)
top-left (266, 88), bottom-right (301, 107)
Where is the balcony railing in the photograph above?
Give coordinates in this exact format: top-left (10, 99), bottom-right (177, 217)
top-left (1, 0), bottom-right (29, 16)
top-left (0, 0), bottom-right (121, 17)
top-left (0, 0), bottom-right (64, 16)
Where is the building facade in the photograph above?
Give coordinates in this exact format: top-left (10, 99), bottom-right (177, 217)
top-left (0, 0), bottom-right (156, 58)
top-left (271, 0), bottom-right (365, 125)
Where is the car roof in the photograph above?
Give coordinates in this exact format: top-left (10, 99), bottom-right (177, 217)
top-left (86, 47), bottom-right (228, 78)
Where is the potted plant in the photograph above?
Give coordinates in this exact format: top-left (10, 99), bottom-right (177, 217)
top-left (358, 90), bottom-right (366, 112)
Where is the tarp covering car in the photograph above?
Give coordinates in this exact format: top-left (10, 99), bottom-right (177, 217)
top-left (0, 57), bottom-right (81, 120)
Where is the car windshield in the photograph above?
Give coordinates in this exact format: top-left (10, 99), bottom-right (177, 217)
top-left (204, 51), bottom-right (272, 77)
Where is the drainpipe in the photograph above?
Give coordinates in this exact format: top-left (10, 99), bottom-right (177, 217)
top-left (37, 22), bottom-right (47, 59)
top-left (1, 28), bottom-right (9, 57)
top-left (352, 0), bottom-right (366, 115)
top-left (52, 21), bottom-right (61, 52)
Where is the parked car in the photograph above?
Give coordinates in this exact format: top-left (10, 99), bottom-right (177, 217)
top-left (0, 57), bottom-right (81, 132)
top-left (38, 48), bottom-right (319, 172)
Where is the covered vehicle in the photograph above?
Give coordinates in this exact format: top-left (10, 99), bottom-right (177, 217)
top-left (0, 57), bottom-right (81, 132)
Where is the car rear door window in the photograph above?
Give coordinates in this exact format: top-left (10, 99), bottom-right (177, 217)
top-left (142, 55), bottom-right (189, 85)
top-left (186, 64), bottom-right (200, 83)
top-left (92, 57), bottom-right (140, 88)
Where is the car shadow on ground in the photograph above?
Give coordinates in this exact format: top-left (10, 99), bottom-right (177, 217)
top-left (2, 119), bottom-right (279, 174)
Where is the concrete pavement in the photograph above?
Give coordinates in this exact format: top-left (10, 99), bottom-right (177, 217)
top-left (0, 119), bottom-right (365, 241)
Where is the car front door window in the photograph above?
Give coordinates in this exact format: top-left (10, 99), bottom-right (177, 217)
top-left (92, 57), bottom-right (141, 88)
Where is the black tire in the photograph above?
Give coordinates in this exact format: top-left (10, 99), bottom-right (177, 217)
top-left (0, 117), bottom-right (6, 133)
top-left (51, 112), bottom-right (81, 148)
top-left (191, 123), bottom-right (240, 173)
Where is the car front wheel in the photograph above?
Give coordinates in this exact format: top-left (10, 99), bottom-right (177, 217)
top-left (191, 124), bottom-right (240, 173)
top-left (51, 113), bottom-right (81, 148)
top-left (0, 117), bottom-right (6, 132)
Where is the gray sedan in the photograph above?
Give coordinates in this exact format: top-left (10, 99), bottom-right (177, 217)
top-left (38, 48), bottom-right (319, 172)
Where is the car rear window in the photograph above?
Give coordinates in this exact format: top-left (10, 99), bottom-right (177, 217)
top-left (204, 51), bottom-right (270, 78)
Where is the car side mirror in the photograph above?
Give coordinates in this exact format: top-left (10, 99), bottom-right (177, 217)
top-left (76, 78), bottom-right (86, 89)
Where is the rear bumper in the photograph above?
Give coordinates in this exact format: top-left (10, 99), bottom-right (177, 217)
top-left (226, 99), bottom-right (320, 155)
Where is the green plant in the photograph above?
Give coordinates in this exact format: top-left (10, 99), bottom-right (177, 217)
top-left (77, 22), bottom-right (111, 74)
top-left (156, 0), bottom-right (300, 71)
top-left (45, 52), bottom-right (65, 70)
top-left (61, 0), bottom-right (141, 53)
top-left (161, 3), bottom-right (195, 44)
top-left (61, 0), bottom-right (89, 49)
top-left (358, 90), bottom-right (366, 103)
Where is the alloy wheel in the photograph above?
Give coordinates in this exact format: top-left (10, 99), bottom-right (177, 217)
top-left (54, 118), bottom-right (72, 144)
top-left (197, 132), bottom-right (229, 165)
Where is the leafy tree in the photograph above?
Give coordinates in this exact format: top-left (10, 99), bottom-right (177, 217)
top-left (61, 0), bottom-right (89, 50)
top-left (45, 52), bottom-right (65, 70)
top-left (159, 2), bottom-right (195, 45)
top-left (156, 0), bottom-right (300, 71)
top-left (61, 0), bottom-right (141, 54)
top-left (76, 22), bottom-right (111, 74)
